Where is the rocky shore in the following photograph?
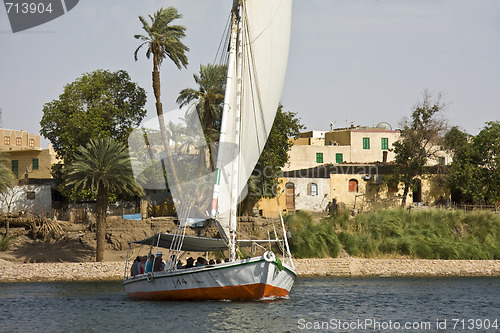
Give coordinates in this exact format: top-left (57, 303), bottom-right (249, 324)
top-left (1, 258), bottom-right (499, 283)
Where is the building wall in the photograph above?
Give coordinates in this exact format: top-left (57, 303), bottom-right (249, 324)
top-left (285, 177), bottom-right (330, 212)
top-left (0, 129), bottom-right (41, 150)
top-left (5, 149), bottom-right (55, 180)
top-left (329, 173), bottom-right (450, 212)
top-left (0, 185), bottom-right (52, 216)
top-left (286, 127), bottom-right (401, 171)
top-left (324, 130), bottom-right (351, 146)
top-left (0, 128), bottom-right (59, 180)
top-left (257, 177), bottom-right (330, 218)
top-left (284, 145), bottom-right (351, 171)
top-left (349, 129), bottom-right (399, 163)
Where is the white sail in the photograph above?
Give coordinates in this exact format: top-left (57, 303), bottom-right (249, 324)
top-left (212, 0), bottom-right (292, 243)
top-left (123, 1), bottom-right (296, 301)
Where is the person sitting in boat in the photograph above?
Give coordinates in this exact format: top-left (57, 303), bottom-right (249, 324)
top-left (195, 257), bottom-right (206, 267)
top-left (208, 259), bottom-right (215, 265)
top-left (130, 256), bottom-right (141, 277)
top-left (216, 258), bottom-right (222, 264)
top-left (183, 257), bottom-right (195, 269)
top-left (176, 260), bottom-right (183, 269)
top-left (144, 254), bottom-right (155, 273)
top-left (153, 252), bottom-right (164, 272)
top-left (139, 256), bottom-right (147, 274)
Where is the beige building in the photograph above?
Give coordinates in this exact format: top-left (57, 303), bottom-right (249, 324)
top-left (258, 122), bottom-right (452, 217)
top-left (258, 164), bottom-right (450, 218)
top-left (286, 124), bottom-right (400, 171)
top-left (0, 129), bottom-right (58, 180)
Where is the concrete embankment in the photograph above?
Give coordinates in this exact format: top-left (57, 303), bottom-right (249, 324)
top-left (294, 258), bottom-right (500, 277)
top-left (1, 259), bottom-right (499, 283)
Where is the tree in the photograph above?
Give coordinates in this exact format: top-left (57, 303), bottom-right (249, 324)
top-left (240, 104), bottom-right (304, 214)
top-left (392, 90), bottom-right (447, 207)
top-left (446, 122), bottom-right (500, 204)
top-left (134, 7), bottom-right (189, 201)
top-left (40, 69), bottom-right (147, 163)
top-left (177, 63), bottom-right (227, 167)
top-left (0, 153), bottom-right (16, 236)
top-left (473, 121), bottom-right (500, 204)
top-left (0, 154), bottom-right (15, 194)
top-left (444, 126), bottom-right (482, 203)
top-left (64, 138), bottom-right (143, 262)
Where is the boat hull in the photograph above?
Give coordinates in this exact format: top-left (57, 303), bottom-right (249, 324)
top-left (123, 256), bottom-right (296, 301)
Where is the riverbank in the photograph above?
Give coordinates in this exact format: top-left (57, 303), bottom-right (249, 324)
top-left (1, 258), bottom-right (499, 282)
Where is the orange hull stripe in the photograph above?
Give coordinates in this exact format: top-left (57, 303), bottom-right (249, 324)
top-left (129, 283), bottom-right (289, 301)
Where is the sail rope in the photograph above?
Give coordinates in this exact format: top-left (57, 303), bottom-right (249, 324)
top-left (165, 201), bottom-right (193, 270)
top-left (214, 13), bottom-right (232, 67)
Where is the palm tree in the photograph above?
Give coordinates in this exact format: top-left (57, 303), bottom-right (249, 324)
top-left (177, 64), bottom-right (227, 168)
top-left (64, 138), bottom-right (143, 262)
top-left (0, 154), bottom-right (15, 192)
top-left (134, 7), bottom-right (189, 119)
top-left (134, 7), bottom-right (189, 201)
top-left (0, 153), bottom-right (16, 236)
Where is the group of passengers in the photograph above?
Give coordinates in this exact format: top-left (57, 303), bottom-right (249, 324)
top-left (130, 253), bottom-right (226, 277)
top-left (130, 252), bottom-right (165, 276)
top-left (179, 256), bottom-right (222, 269)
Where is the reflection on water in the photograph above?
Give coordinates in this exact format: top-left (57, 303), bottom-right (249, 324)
top-left (0, 277), bottom-right (499, 332)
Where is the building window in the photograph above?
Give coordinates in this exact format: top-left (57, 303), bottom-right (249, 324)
top-left (307, 183), bottom-right (318, 196)
top-left (16, 137), bottom-right (22, 146)
top-left (363, 137), bottom-right (370, 149)
top-left (12, 160), bottom-right (18, 178)
top-left (316, 152), bottom-right (323, 163)
top-left (348, 179), bottom-right (358, 192)
top-left (438, 157), bottom-right (445, 165)
top-left (4, 136), bottom-right (10, 145)
top-left (29, 139), bottom-right (35, 147)
top-left (32, 158), bottom-right (39, 170)
top-left (381, 138), bottom-right (389, 150)
top-left (335, 153), bottom-right (343, 163)
top-left (27, 191), bottom-right (36, 200)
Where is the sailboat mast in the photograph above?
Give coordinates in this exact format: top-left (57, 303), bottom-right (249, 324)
top-left (210, 0), bottom-right (242, 261)
top-left (229, 0), bottom-right (245, 261)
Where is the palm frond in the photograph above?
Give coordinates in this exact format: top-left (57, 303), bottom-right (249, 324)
top-left (134, 6), bottom-right (189, 69)
top-left (64, 138), bottom-right (143, 197)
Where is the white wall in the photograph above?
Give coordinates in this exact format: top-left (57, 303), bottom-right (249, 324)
top-left (285, 177), bottom-right (330, 212)
top-left (0, 185), bottom-right (52, 216)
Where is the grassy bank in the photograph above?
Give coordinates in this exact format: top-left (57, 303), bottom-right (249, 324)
top-left (285, 211), bottom-right (341, 258)
top-left (286, 209), bottom-right (500, 259)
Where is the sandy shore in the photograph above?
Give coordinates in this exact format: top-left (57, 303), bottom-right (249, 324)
top-left (1, 258), bottom-right (499, 282)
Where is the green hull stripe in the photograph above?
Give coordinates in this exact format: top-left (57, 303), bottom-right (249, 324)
top-left (215, 169), bottom-right (221, 185)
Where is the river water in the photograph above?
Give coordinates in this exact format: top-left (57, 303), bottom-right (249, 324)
top-left (0, 277), bottom-right (499, 332)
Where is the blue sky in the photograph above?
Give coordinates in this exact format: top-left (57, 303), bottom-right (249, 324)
top-left (1, 0), bottom-right (499, 147)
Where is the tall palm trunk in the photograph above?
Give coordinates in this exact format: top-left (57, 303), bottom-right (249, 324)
top-left (95, 186), bottom-right (108, 262)
top-left (152, 59), bottom-right (184, 203)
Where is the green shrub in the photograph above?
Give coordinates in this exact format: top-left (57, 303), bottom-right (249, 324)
top-left (337, 232), bottom-right (359, 256)
top-left (286, 209), bottom-right (500, 259)
top-left (0, 234), bottom-right (16, 251)
top-left (338, 209), bottom-right (500, 259)
top-left (286, 211), bottom-right (341, 258)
